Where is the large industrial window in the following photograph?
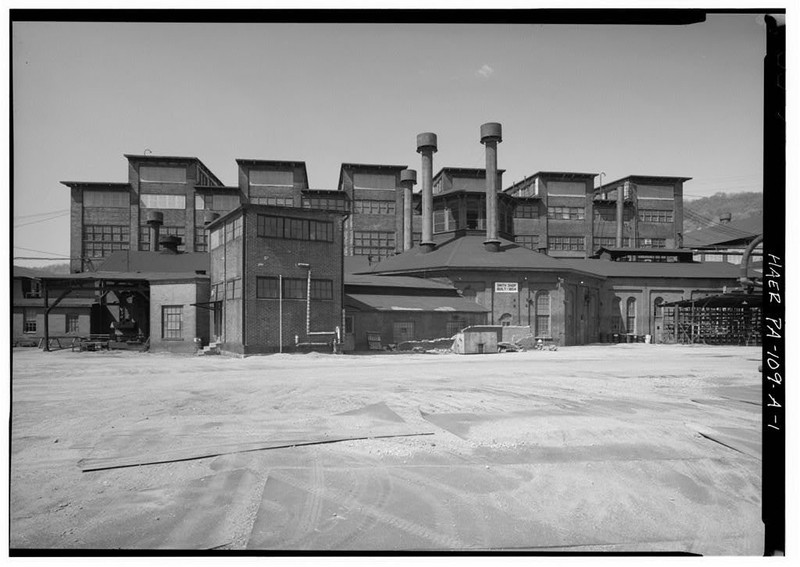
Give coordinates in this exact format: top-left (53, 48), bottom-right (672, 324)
top-left (626, 297), bottom-right (637, 334)
top-left (162, 306), bottom-right (183, 339)
top-left (353, 200), bottom-right (395, 215)
top-left (548, 236), bottom-right (584, 251)
top-left (352, 231), bottom-right (395, 257)
top-left (653, 297), bottom-right (664, 318)
top-left (225, 279), bottom-right (242, 300)
top-left (515, 235), bottom-right (539, 250)
top-left (302, 196), bottom-right (349, 212)
top-left (594, 207), bottom-right (634, 222)
top-left (514, 203), bottom-right (539, 219)
top-left (251, 196), bottom-right (294, 207)
top-left (83, 225), bottom-right (130, 258)
top-left (83, 190), bottom-right (128, 208)
top-left (140, 166), bottom-right (187, 184)
top-left (256, 277), bottom-right (279, 299)
top-left (23, 309), bottom-right (37, 333)
top-left (638, 238), bottom-right (666, 248)
top-left (257, 215), bottom-right (334, 242)
top-left (353, 173), bottom-right (395, 190)
top-left (547, 206), bottom-right (584, 220)
top-left (466, 198), bottom-right (486, 230)
top-left (195, 194), bottom-right (241, 211)
top-left (140, 193), bottom-right (186, 210)
top-left (22, 278), bottom-right (42, 299)
top-left (282, 278), bottom-right (307, 300)
top-left (194, 228), bottom-right (208, 252)
top-left (65, 313), bottom-right (80, 334)
top-left (446, 321), bottom-right (465, 336)
top-left (535, 291), bottom-right (550, 337)
top-left (639, 209), bottom-right (674, 223)
top-left (310, 279), bottom-right (334, 300)
top-left (139, 226), bottom-right (185, 252)
top-left (594, 237), bottom-right (617, 250)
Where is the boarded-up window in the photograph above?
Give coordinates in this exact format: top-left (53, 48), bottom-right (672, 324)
top-left (140, 194), bottom-right (186, 209)
top-left (140, 166), bottom-right (187, 184)
top-left (250, 170), bottom-right (294, 187)
top-left (84, 190), bottom-right (129, 208)
top-left (353, 173), bottom-right (395, 190)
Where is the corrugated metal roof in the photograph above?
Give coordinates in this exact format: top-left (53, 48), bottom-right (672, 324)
top-left (367, 235), bottom-right (593, 276)
top-left (99, 251), bottom-right (210, 273)
top-left (345, 293), bottom-right (489, 313)
top-left (558, 258), bottom-right (747, 279)
top-left (683, 214), bottom-right (763, 247)
top-left (345, 273), bottom-right (456, 290)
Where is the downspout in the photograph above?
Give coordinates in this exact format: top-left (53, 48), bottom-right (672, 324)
top-left (739, 234), bottom-right (764, 291)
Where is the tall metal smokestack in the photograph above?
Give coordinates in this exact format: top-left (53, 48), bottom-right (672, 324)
top-left (416, 132), bottom-right (437, 253)
top-left (615, 184), bottom-right (624, 248)
top-left (400, 169), bottom-right (417, 251)
top-left (146, 210), bottom-right (164, 252)
top-left (480, 122), bottom-right (502, 252)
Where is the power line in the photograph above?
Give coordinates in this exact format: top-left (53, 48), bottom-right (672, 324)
top-left (13, 245), bottom-right (71, 258)
top-left (13, 209), bottom-right (70, 220)
top-left (14, 211), bottom-right (70, 228)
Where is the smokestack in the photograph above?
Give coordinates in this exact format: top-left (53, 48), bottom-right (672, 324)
top-left (146, 210), bottom-right (164, 252)
top-left (400, 169), bottom-right (417, 251)
top-left (159, 235), bottom-right (181, 255)
top-left (416, 132), bottom-right (437, 253)
top-left (615, 184), bottom-right (624, 248)
top-left (720, 212), bottom-right (732, 224)
top-left (480, 122), bottom-right (502, 252)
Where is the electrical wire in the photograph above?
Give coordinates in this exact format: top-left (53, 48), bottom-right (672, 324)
top-left (13, 209), bottom-right (70, 220)
top-left (13, 245), bottom-right (71, 258)
top-left (14, 211), bottom-right (70, 228)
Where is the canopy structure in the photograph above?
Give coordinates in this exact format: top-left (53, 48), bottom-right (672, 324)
top-left (662, 291), bottom-right (762, 346)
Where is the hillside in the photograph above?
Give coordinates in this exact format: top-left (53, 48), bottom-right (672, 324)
top-left (683, 192), bottom-right (763, 232)
top-left (12, 262), bottom-right (71, 276)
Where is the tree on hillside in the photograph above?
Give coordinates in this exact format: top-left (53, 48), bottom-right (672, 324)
top-left (683, 191), bottom-right (763, 232)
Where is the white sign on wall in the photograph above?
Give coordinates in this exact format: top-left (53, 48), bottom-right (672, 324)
top-left (494, 282), bottom-right (519, 293)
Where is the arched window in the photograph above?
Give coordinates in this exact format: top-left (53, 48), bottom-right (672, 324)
top-left (653, 297), bottom-right (664, 318)
top-left (535, 291), bottom-right (551, 337)
top-left (626, 297), bottom-right (637, 334)
top-left (612, 297), bottom-right (622, 331)
top-left (499, 313), bottom-right (513, 327)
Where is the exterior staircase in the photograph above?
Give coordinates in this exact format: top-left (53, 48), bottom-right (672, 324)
top-left (198, 341), bottom-right (221, 355)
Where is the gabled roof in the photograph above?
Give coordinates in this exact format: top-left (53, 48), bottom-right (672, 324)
top-left (558, 258), bottom-right (751, 279)
top-left (683, 214), bottom-right (763, 248)
top-left (337, 163), bottom-right (408, 193)
top-left (99, 251), bottom-right (210, 274)
top-left (124, 154), bottom-right (224, 186)
top-left (60, 181), bottom-right (130, 190)
top-left (366, 234), bottom-right (594, 276)
top-left (433, 167), bottom-right (507, 180)
top-left (596, 174), bottom-right (692, 193)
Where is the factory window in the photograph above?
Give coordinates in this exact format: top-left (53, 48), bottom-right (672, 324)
top-left (514, 204), bottom-right (539, 219)
top-left (433, 208), bottom-right (445, 233)
top-left (499, 313), bottom-right (513, 327)
top-left (353, 200), bottom-right (395, 215)
top-left (139, 226), bottom-right (185, 252)
top-left (548, 236), bottom-right (584, 251)
top-left (250, 170), bottom-right (294, 187)
top-left (22, 278), bottom-right (42, 299)
top-left (353, 173), bottom-right (395, 191)
top-left (392, 321), bottom-right (415, 344)
top-left (23, 309), bottom-right (37, 333)
top-left (653, 297), bottom-right (664, 318)
top-left (446, 321), bottom-right (464, 336)
top-left (466, 198), bottom-right (485, 230)
top-left (251, 196), bottom-right (295, 207)
top-left (225, 278), bottom-right (242, 300)
top-left (257, 215), bottom-right (334, 243)
top-left (83, 225), bottom-right (130, 258)
top-left (345, 316), bottom-right (354, 334)
top-left (83, 190), bottom-right (128, 208)
top-left (593, 207), bottom-right (634, 222)
top-left (499, 201), bottom-right (513, 234)
top-left (210, 282), bottom-right (223, 301)
top-left (534, 291), bottom-right (550, 337)
top-left (547, 206), bottom-right (584, 220)
top-left (140, 166), bottom-right (187, 184)
top-left (65, 313), bottom-right (80, 334)
top-left (639, 209), bottom-right (674, 223)
top-left (638, 238), bottom-right (666, 248)
top-left (195, 194), bottom-right (241, 211)
top-left (352, 231), bottom-right (395, 257)
top-left (594, 237), bottom-right (617, 250)
top-left (282, 278), bottom-right (307, 300)
top-left (514, 235), bottom-right (539, 250)
top-left (310, 279), bottom-right (333, 301)
top-left (412, 232), bottom-right (422, 245)
top-left (140, 193), bottom-right (186, 210)
top-left (161, 306), bottom-right (183, 340)
top-left (626, 298), bottom-right (637, 334)
top-left (302, 196), bottom-right (349, 212)
top-left (194, 228), bottom-right (207, 252)
top-left (256, 277), bottom-right (279, 299)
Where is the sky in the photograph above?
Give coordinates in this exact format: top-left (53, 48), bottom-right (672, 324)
top-left (11, 13), bottom-right (768, 265)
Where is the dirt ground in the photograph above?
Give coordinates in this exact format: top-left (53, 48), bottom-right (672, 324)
top-left (10, 344), bottom-right (763, 553)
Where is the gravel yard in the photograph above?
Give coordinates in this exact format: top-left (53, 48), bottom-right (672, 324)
top-left (10, 343), bottom-right (763, 553)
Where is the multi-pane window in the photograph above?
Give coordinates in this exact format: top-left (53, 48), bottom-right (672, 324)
top-left (433, 202), bottom-right (459, 233)
top-left (83, 225), bottom-right (130, 258)
top-left (210, 282), bottom-right (223, 301)
top-left (140, 166), bottom-right (187, 184)
top-left (139, 226), bottom-right (185, 252)
top-left (194, 227), bottom-right (208, 252)
top-left (353, 231), bottom-right (395, 257)
top-left (225, 278), bottom-right (242, 300)
top-left (515, 235), bottom-right (539, 250)
top-left (514, 204), bottom-right (539, 219)
top-left (195, 194), bottom-right (241, 211)
top-left (594, 237), bottom-right (617, 250)
top-left (83, 190), bottom-right (128, 208)
top-left (412, 232), bottom-right (422, 245)
top-left (162, 306), bottom-right (183, 339)
top-left (626, 297), bottom-right (637, 334)
top-left (638, 238), bottom-right (666, 248)
top-left (466, 199), bottom-right (485, 230)
top-left (23, 309), bottom-right (37, 333)
top-left (22, 279), bottom-right (41, 298)
top-left (547, 206), bottom-right (585, 220)
top-left (535, 291), bottom-right (550, 337)
top-left (257, 215), bottom-right (334, 242)
top-left (140, 194), bottom-right (186, 209)
top-left (446, 321), bottom-right (465, 336)
top-left (594, 207), bottom-right (634, 222)
top-left (256, 276), bottom-right (279, 299)
top-left (251, 196), bottom-right (294, 207)
top-left (282, 278), bottom-right (307, 299)
top-left (310, 279), bottom-right (334, 300)
top-left (65, 313), bottom-right (80, 334)
top-left (548, 236), bottom-right (584, 251)
top-left (639, 209), bottom-right (674, 223)
top-left (302, 196), bottom-right (349, 211)
top-left (353, 200), bottom-right (395, 215)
